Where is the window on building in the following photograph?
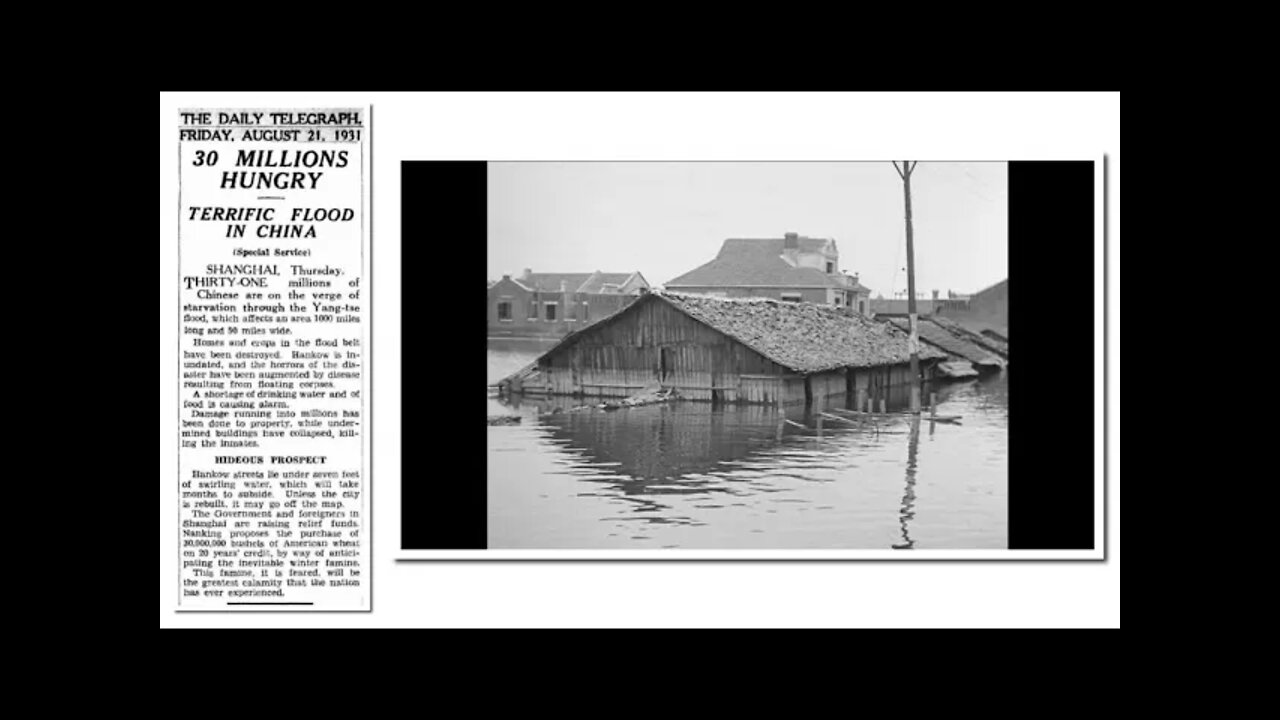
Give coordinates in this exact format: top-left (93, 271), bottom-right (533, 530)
top-left (859, 300), bottom-right (866, 315)
top-left (545, 302), bottom-right (558, 321)
top-left (581, 302), bottom-right (589, 321)
top-left (781, 293), bottom-right (803, 303)
top-left (497, 300), bottom-right (512, 321)
top-left (528, 300), bottom-right (538, 320)
top-left (826, 262), bottom-right (834, 274)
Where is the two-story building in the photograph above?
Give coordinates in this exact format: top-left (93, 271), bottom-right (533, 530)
top-left (487, 268), bottom-right (650, 337)
top-left (663, 232), bottom-right (872, 315)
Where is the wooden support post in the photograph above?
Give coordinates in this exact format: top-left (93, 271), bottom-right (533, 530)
top-left (879, 398), bottom-right (886, 414)
top-left (894, 160), bottom-right (922, 414)
top-left (930, 392), bottom-right (937, 416)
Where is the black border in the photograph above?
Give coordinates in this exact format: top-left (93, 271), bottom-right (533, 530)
top-left (400, 162), bottom-right (490, 550)
top-left (1006, 161), bottom-right (1096, 549)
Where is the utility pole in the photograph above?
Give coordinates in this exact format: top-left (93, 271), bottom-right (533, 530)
top-left (893, 161), bottom-right (921, 413)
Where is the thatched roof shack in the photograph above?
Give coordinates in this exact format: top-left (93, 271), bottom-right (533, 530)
top-left (662, 293), bottom-right (944, 372)
top-left (500, 291), bottom-right (944, 408)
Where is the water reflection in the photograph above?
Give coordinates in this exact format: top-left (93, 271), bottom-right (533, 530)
top-left (488, 349), bottom-right (1009, 549)
top-left (892, 416), bottom-right (921, 550)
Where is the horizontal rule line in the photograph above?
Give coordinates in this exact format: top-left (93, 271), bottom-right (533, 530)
top-left (226, 602), bottom-right (315, 605)
top-left (180, 125), bottom-right (363, 128)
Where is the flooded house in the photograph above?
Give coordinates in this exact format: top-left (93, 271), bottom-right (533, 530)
top-left (487, 268), bottom-right (650, 337)
top-left (870, 283), bottom-right (1009, 360)
top-left (884, 315), bottom-right (1006, 378)
top-left (928, 315), bottom-right (1008, 360)
top-left (498, 291), bottom-right (946, 408)
top-left (663, 232), bottom-right (873, 316)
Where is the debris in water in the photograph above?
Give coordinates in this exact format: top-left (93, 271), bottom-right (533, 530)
top-left (574, 385), bottom-right (679, 412)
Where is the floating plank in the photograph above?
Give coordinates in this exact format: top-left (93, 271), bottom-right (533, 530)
top-left (819, 412), bottom-right (858, 423)
top-left (783, 419), bottom-right (806, 429)
top-left (829, 408), bottom-right (929, 418)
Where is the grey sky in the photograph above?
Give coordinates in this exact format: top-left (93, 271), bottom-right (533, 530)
top-left (487, 162), bottom-right (1007, 299)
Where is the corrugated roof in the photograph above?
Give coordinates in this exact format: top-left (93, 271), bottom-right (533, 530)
top-left (665, 237), bottom-right (848, 289)
top-left (887, 317), bottom-right (1004, 367)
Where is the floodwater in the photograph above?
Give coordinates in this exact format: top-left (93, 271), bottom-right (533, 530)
top-left (487, 337), bottom-right (1008, 550)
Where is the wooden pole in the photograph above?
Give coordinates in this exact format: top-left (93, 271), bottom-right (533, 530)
top-left (895, 161), bottom-right (922, 414)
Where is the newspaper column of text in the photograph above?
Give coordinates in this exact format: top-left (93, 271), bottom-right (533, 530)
top-left (177, 109), bottom-right (370, 611)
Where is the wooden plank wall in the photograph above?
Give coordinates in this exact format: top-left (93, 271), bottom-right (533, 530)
top-left (539, 298), bottom-right (788, 403)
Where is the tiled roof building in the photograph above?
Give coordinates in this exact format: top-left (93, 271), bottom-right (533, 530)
top-left (664, 233), bottom-right (872, 315)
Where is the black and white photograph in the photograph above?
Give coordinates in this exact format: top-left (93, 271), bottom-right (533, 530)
top-left (486, 161), bottom-right (1010, 551)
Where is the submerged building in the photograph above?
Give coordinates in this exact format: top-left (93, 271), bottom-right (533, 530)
top-left (883, 315), bottom-right (1006, 379)
top-left (885, 316), bottom-right (1005, 371)
top-left (498, 291), bottom-right (946, 408)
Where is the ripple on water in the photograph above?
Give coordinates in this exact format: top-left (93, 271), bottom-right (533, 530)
top-left (488, 351), bottom-right (1009, 550)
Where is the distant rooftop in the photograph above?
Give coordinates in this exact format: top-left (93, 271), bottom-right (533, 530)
top-left (666, 235), bottom-right (865, 291)
top-left (511, 270), bottom-right (646, 293)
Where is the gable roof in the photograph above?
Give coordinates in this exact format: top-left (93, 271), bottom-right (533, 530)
top-left (887, 317), bottom-right (1004, 367)
top-left (665, 237), bottom-right (847, 289)
top-left (488, 276), bottom-right (534, 293)
top-left (523, 292), bottom-right (945, 378)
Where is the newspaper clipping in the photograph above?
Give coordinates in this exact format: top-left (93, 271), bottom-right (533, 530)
top-left (176, 108), bottom-right (371, 611)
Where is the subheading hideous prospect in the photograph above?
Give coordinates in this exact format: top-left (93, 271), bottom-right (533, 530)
top-left (498, 291), bottom-right (947, 408)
